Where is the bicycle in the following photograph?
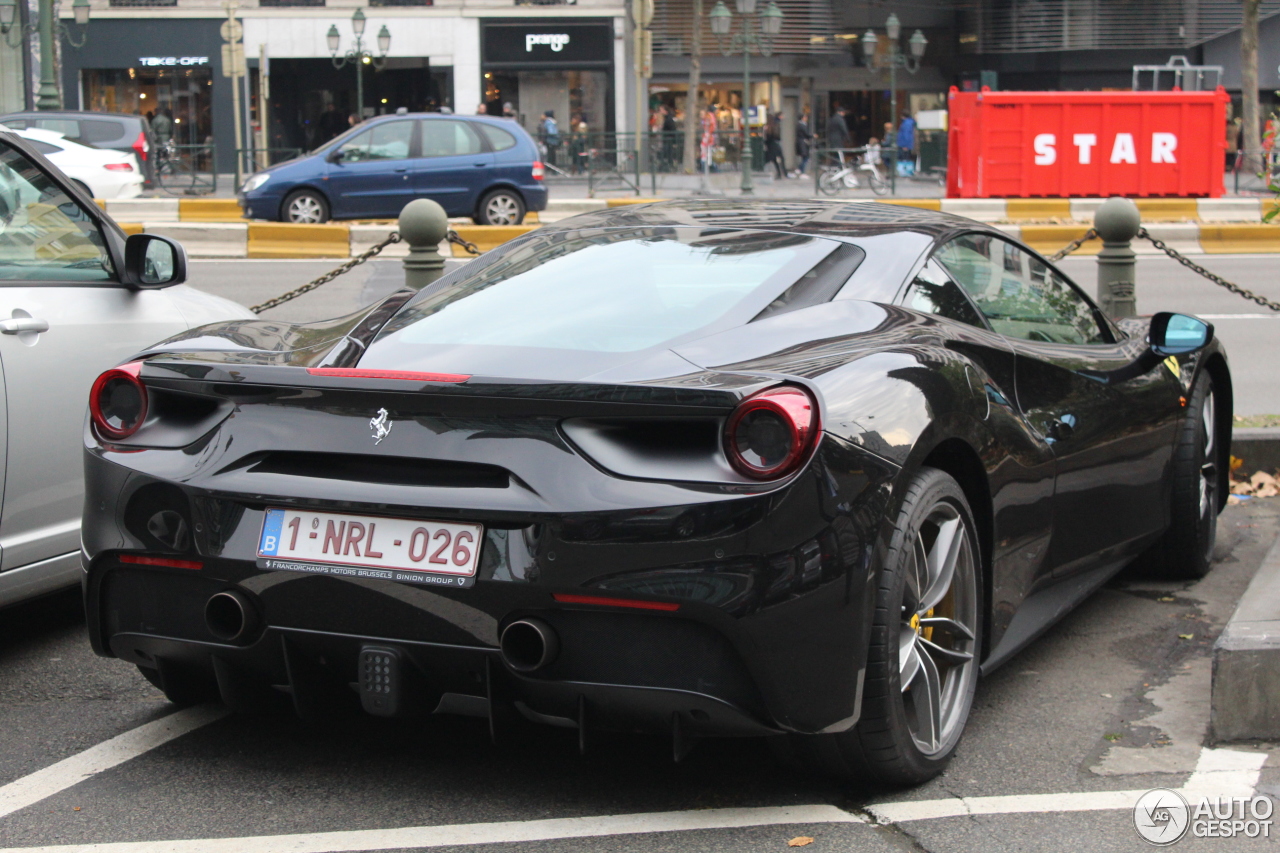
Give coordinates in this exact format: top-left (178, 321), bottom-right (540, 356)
top-left (153, 140), bottom-right (206, 196)
top-left (817, 148), bottom-right (889, 196)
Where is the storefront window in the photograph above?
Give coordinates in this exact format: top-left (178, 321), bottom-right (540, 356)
top-left (83, 66), bottom-right (214, 148)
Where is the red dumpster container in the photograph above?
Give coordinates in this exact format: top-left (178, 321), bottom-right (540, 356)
top-left (946, 87), bottom-right (1229, 198)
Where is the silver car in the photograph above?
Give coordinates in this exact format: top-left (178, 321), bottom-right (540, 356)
top-left (0, 131), bottom-right (251, 607)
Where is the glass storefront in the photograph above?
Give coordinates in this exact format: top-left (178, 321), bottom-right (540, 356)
top-left (480, 19), bottom-right (615, 145)
top-left (83, 66), bottom-right (214, 148)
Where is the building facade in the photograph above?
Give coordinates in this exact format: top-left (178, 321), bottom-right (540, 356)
top-left (49, 0), bottom-right (628, 172)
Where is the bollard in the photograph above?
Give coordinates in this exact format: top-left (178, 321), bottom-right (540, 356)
top-left (1093, 197), bottom-right (1141, 319)
top-left (398, 198), bottom-right (449, 291)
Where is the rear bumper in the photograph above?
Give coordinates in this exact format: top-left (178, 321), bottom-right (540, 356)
top-left (90, 560), bottom-right (781, 738)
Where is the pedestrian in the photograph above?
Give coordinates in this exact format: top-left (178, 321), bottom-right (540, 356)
top-left (502, 102), bottom-right (517, 120)
top-left (827, 106), bottom-right (851, 151)
top-left (151, 108), bottom-right (173, 145)
top-left (764, 112), bottom-right (784, 178)
top-left (896, 111), bottom-right (916, 162)
top-left (700, 103), bottom-right (718, 173)
top-left (540, 110), bottom-right (560, 167)
top-left (795, 109), bottom-right (811, 176)
top-left (661, 105), bottom-right (678, 170)
top-left (476, 103), bottom-right (488, 116)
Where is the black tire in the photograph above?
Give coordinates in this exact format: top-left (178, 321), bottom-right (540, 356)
top-left (282, 189), bottom-right (330, 224)
top-left (817, 170), bottom-right (842, 196)
top-left (1138, 371), bottom-right (1220, 579)
top-left (475, 189), bottom-right (525, 225)
top-left (777, 467), bottom-right (983, 788)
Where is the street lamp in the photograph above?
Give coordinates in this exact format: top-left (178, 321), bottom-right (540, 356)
top-left (710, 0), bottom-right (784, 196)
top-left (328, 9), bottom-right (390, 122)
top-left (0, 0), bottom-right (92, 110)
top-left (862, 13), bottom-right (927, 193)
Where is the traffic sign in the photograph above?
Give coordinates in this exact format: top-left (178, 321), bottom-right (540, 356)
top-left (221, 43), bottom-right (245, 77)
top-left (220, 19), bottom-right (243, 42)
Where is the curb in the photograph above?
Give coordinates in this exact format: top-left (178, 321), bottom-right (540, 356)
top-left (1211, 527), bottom-right (1280, 742)
top-left (109, 219), bottom-right (1280, 259)
top-left (1211, 428), bottom-right (1280, 742)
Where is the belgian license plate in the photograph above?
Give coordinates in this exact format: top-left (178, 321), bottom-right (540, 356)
top-left (257, 508), bottom-right (483, 588)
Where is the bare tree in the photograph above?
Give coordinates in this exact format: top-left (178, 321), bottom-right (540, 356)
top-left (1241, 0), bottom-right (1261, 167)
top-left (682, 0), bottom-right (703, 174)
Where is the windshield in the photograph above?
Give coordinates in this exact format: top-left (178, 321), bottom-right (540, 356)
top-left (372, 227), bottom-right (856, 362)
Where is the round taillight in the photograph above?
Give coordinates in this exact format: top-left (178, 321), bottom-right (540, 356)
top-left (90, 361), bottom-right (148, 440)
top-left (724, 386), bottom-right (819, 480)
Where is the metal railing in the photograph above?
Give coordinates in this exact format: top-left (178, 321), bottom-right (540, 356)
top-left (1232, 149), bottom-right (1280, 195)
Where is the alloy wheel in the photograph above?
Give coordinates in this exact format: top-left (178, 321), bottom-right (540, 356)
top-left (288, 195), bottom-right (324, 223)
top-left (1199, 391), bottom-right (1216, 520)
top-left (484, 194), bottom-right (521, 225)
top-left (899, 501), bottom-right (979, 757)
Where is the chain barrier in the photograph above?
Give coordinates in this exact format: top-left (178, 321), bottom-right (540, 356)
top-left (249, 233), bottom-right (401, 314)
top-left (1047, 228), bottom-right (1098, 261)
top-left (447, 229), bottom-right (481, 256)
top-left (1137, 227), bottom-right (1280, 313)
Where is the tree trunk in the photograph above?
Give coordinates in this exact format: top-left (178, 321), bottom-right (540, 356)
top-left (1241, 0), bottom-right (1261, 169)
top-left (682, 0), bottom-right (703, 174)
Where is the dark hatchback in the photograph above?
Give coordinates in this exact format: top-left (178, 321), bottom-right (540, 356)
top-left (239, 113), bottom-right (548, 225)
top-left (0, 110), bottom-right (155, 186)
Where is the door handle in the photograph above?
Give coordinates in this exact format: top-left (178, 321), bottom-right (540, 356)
top-left (0, 317), bottom-right (49, 334)
top-left (474, 162), bottom-right (487, 167)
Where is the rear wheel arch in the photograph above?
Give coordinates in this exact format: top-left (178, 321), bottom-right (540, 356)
top-left (921, 437), bottom-right (994, 657)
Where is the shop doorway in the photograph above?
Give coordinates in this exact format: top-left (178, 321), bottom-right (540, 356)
top-left (267, 59), bottom-right (452, 153)
top-left (482, 70), bottom-right (611, 138)
top-left (83, 66), bottom-right (213, 147)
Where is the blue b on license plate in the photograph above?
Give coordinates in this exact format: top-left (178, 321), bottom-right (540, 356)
top-left (257, 508), bottom-right (483, 587)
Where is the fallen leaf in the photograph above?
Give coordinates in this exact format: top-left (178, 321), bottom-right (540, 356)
top-left (1104, 733), bottom-right (1122, 742)
top-left (72, 807), bottom-right (81, 812)
top-left (1179, 634), bottom-right (1194, 640)
top-left (1230, 455), bottom-right (1244, 472)
top-left (1158, 596), bottom-right (1175, 602)
top-left (1101, 693), bottom-right (1113, 698)
top-left (1251, 471), bottom-right (1278, 489)
top-left (788, 837), bottom-right (815, 847)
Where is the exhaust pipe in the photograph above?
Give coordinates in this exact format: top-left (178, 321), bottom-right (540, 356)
top-left (500, 618), bottom-right (560, 672)
top-left (205, 590), bottom-right (259, 643)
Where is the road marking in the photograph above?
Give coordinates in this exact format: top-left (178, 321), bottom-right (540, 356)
top-left (0, 805), bottom-right (863, 852)
top-left (0, 705), bottom-right (227, 821)
top-left (871, 747), bottom-right (1267, 823)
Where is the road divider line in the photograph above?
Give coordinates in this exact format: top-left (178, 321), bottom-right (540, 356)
top-left (0, 805), bottom-right (862, 852)
top-left (0, 705), bottom-right (227, 822)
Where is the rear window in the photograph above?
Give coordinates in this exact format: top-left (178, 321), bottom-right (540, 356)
top-left (30, 119), bottom-right (81, 139)
top-left (374, 227), bottom-right (852, 355)
top-left (80, 119), bottom-right (126, 144)
top-left (478, 123), bottom-right (518, 152)
top-left (420, 120), bottom-right (483, 157)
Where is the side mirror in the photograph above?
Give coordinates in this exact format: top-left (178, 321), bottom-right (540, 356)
top-left (326, 147), bottom-right (344, 164)
top-left (124, 233), bottom-right (187, 288)
top-left (1149, 312), bottom-right (1213, 357)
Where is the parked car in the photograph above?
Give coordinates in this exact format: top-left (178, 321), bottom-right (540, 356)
top-left (0, 129), bottom-right (252, 610)
top-left (238, 114), bottom-right (547, 225)
top-left (79, 200), bottom-right (1229, 788)
top-left (8, 127), bottom-right (143, 199)
top-left (0, 110), bottom-right (155, 187)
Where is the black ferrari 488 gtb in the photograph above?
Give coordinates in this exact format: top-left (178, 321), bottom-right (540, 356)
top-left (82, 200), bottom-right (1230, 787)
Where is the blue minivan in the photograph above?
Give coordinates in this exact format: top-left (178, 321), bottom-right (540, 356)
top-left (239, 114), bottom-right (548, 225)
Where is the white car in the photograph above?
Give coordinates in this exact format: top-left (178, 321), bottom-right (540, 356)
top-left (10, 126), bottom-right (143, 200)
top-left (0, 130), bottom-right (253, 608)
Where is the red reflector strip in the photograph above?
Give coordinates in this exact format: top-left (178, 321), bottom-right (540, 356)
top-left (552, 593), bottom-right (680, 612)
top-left (120, 554), bottom-right (203, 570)
top-left (306, 368), bottom-right (471, 383)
